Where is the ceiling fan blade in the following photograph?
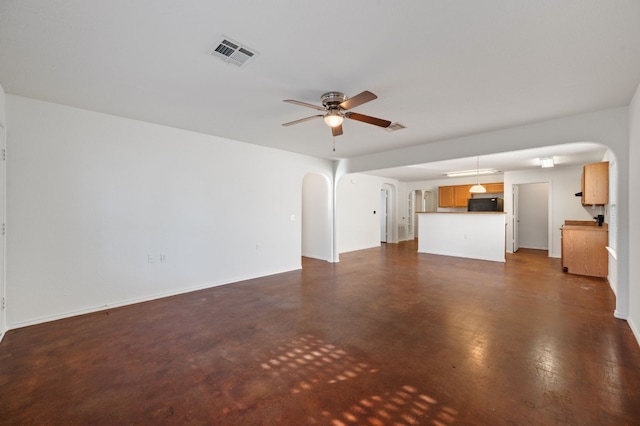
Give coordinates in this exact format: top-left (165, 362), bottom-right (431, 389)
top-left (345, 112), bottom-right (391, 128)
top-left (339, 90), bottom-right (377, 110)
top-left (332, 124), bottom-right (343, 137)
top-left (283, 99), bottom-right (326, 111)
top-left (282, 115), bottom-right (323, 127)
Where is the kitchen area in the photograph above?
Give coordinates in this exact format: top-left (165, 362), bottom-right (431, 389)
top-left (416, 160), bottom-right (611, 277)
top-left (560, 161), bottom-right (610, 278)
top-left (417, 181), bottom-right (507, 262)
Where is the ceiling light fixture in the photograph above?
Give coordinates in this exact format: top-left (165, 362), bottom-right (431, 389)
top-left (445, 168), bottom-right (499, 178)
top-left (469, 157), bottom-right (487, 194)
top-left (323, 110), bottom-right (344, 128)
top-left (539, 157), bottom-right (554, 168)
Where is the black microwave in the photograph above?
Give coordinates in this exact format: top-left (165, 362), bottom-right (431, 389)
top-left (468, 197), bottom-right (504, 212)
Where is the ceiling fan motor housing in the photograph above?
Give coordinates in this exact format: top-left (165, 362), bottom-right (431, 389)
top-left (321, 92), bottom-right (347, 109)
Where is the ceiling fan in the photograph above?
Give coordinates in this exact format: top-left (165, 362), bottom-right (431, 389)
top-left (282, 91), bottom-right (392, 137)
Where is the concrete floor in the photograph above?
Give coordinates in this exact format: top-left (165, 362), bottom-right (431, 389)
top-left (1, 241), bottom-right (639, 424)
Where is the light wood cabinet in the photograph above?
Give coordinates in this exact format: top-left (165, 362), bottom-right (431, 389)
top-left (581, 161), bottom-right (608, 205)
top-left (454, 185), bottom-right (472, 207)
top-left (438, 185), bottom-right (472, 207)
top-left (484, 182), bottom-right (504, 194)
top-left (561, 224), bottom-right (608, 277)
top-left (438, 186), bottom-right (455, 207)
top-left (438, 182), bottom-right (504, 207)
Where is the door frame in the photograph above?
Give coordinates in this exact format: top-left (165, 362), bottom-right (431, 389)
top-left (380, 188), bottom-right (389, 243)
top-left (0, 123), bottom-right (6, 339)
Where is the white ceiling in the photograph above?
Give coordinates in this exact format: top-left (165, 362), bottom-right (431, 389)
top-left (366, 142), bottom-right (607, 181)
top-left (1, 1), bottom-right (639, 179)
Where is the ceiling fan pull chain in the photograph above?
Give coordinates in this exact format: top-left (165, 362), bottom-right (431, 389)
top-left (332, 136), bottom-right (336, 152)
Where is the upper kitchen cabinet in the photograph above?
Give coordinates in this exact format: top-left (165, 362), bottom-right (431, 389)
top-left (484, 182), bottom-right (504, 194)
top-left (438, 182), bottom-right (504, 208)
top-left (581, 161), bottom-right (609, 205)
top-left (438, 185), bottom-right (472, 208)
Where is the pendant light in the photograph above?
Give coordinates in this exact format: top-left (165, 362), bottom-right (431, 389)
top-left (469, 157), bottom-right (486, 193)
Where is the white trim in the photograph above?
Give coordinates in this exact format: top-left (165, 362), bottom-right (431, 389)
top-left (614, 309), bottom-right (628, 320)
top-left (628, 317), bottom-right (640, 347)
top-left (606, 246), bottom-right (617, 259)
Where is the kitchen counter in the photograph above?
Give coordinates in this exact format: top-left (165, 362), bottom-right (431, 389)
top-left (417, 212), bottom-right (507, 262)
top-left (419, 211), bottom-right (506, 214)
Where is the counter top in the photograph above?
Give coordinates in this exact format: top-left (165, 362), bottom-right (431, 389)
top-left (562, 224), bottom-right (608, 232)
top-left (562, 220), bottom-right (608, 232)
top-left (417, 211), bottom-right (507, 214)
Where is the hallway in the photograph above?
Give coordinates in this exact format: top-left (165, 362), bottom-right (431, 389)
top-left (1, 242), bottom-right (638, 424)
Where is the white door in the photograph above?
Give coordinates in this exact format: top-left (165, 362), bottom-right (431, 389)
top-left (380, 189), bottom-right (388, 243)
top-left (0, 125), bottom-right (5, 335)
top-left (513, 184), bottom-right (520, 252)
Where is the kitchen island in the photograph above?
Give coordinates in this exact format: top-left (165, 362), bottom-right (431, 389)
top-left (417, 212), bottom-right (507, 262)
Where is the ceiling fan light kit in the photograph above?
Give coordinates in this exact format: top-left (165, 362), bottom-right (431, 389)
top-left (323, 110), bottom-right (344, 128)
top-left (282, 90), bottom-right (392, 139)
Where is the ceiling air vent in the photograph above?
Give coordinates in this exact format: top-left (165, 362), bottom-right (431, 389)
top-left (385, 122), bottom-right (407, 132)
top-left (209, 36), bottom-right (258, 67)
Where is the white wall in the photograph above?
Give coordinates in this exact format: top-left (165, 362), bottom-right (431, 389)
top-left (337, 173), bottom-right (399, 254)
top-left (0, 83), bottom-right (5, 127)
top-left (629, 83), bottom-right (640, 342)
top-left (5, 95), bottom-right (333, 328)
top-left (302, 173), bottom-right (332, 261)
top-left (516, 183), bottom-right (549, 250)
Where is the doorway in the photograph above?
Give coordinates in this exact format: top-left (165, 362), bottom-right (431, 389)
top-left (380, 188), bottom-right (389, 243)
top-left (0, 124), bottom-right (5, 337)
top-left (513, 182), bottom-right (549, 252)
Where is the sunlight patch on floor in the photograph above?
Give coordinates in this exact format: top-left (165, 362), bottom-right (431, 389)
top-left (260, 335), bottom-right (457, 425)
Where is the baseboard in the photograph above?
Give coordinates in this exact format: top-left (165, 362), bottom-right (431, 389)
top-left (302, 253), bottom-right (333, 262)
top-left (628, 316), bottom-right (640, 347)
top-left (6, 265), bottom-right (302, 331)
top-left (614, 309), bottom-right (628, 320)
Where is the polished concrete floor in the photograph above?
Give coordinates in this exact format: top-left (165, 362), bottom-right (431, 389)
top-left (1, 241), bottom-right (639, 425)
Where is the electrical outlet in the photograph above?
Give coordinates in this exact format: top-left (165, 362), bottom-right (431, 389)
top-left (256, 243), bottom-right (261, 251)
top-left (147, 254), bottom-right (154, 263)
top-left (160, 254), bottom-right (166, 263)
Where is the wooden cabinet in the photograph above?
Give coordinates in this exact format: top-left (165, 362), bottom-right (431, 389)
top-left (581, 161), bottom-right (608, 205)
top-left (438, 185), bottom-right (471, 207)
top-left (438, 182), bottom-right (503, 207)
top-left (561, 224), bottom-right (608, 277)
top-left (454, 185), bottom-right (472, 207)
top-left (438, 186), bottom-right (455, 207)
top-left (484, 182), bottom-right (504, 194)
